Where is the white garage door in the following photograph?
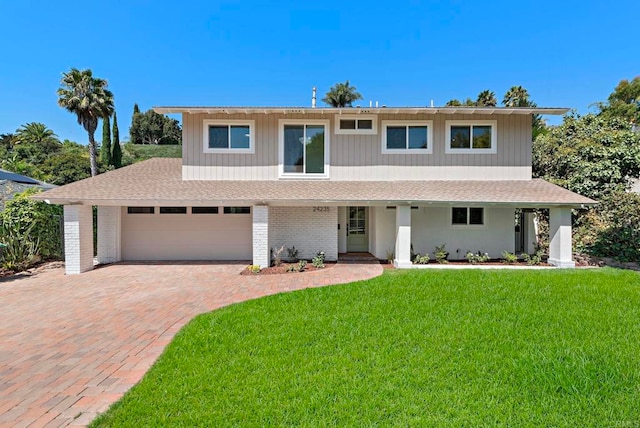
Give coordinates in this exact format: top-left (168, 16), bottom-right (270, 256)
top-left (121, 207), bottom-right (252, 261)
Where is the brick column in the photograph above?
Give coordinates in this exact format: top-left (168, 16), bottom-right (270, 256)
top-left (97, 206), bottom-right (122, 264)
top-left (394, 205), bottom-right (412, 268)
top-left (548, 208), bottom-right (575, 268)
top-left (252, 205), bottom-right (269, 268)
top-left (64, 205), bottom-right (94, 274)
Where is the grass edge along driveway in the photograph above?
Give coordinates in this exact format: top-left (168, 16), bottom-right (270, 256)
top-left (92, 268), bottom-right (640, 427)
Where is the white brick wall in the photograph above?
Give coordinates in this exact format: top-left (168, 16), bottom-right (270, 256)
top-left (64, 205), bottom-right (94, 274)
top-left (269, 207), bottom-right (338, 261)
top-left (97, 206), bottom-right (122, 264)
top-left (252, 205), bottom-right (270, 268)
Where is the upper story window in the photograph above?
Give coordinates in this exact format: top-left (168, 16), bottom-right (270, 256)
top-left (445, 120), bottom-right (497, 154)
top-left (382, 121), bottom-right (433, 154)
top-left (334, 115), bottom-right (377, 135)
top-left (279, 119), bottom-right (330, 178)
top-left (203, 120), bottom-right (255, 154)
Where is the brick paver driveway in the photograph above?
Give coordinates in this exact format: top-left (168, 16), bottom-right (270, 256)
top-left (0, 259), bottom-right (382, 427)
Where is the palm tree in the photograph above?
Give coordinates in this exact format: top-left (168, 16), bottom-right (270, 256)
top-left (503, 86), bottom-right (531, 107)
top-left (14, 122), bottom-right (59, 145)
top-left (476, 90), bottom-right (497, 107)
top-left (57, 68), bottom-right (114, 176)
top-left (322, 81), bottom-right (363, 107)
top-left (0, 133), bottom-right (15, 150)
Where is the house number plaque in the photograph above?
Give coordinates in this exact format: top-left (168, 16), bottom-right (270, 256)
top-left (312, 206), bottom-right (330, 212)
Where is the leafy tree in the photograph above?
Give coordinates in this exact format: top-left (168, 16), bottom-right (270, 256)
top-left (476, 90), bottom-right (497, 107)
top-left (133, 103), bottom-right (140, 115)
top-left (100, 115), bottom-right (112, 166)
top-left (129, 109), bottom-right (181, 145)
top-left (57, 68), bottom-right (114, 176)
top-left (322, 81), bottom-right (363, 107)
top-left (112, 111), bottom-right (122, 168)
top-left (533, 113), bottom-right (640, 200)
top-left (40, 152), bottom-right (92, 185)
top-left (597, 76), bottom-right (640, 125)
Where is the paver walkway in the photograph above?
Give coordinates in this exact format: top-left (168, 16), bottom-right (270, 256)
top-left (0, 259), bottom-right (383, 427)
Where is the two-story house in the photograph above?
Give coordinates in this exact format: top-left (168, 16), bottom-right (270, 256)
top-left (35, 106), bottom-right (596, 274)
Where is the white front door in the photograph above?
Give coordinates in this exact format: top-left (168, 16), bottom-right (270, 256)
top-left (347, 206), bottom-right (368, 252)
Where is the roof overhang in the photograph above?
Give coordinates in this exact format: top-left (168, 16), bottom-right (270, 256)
top-left (153, 106), bottom-right (570, 116)
top-left (35, 197), bottom-right (593, 209)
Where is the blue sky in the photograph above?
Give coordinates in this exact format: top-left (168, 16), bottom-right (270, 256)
top-left (1, 0), bottom-right (638, 144)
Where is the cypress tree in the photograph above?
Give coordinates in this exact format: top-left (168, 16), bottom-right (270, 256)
top-left (131, 103), bottom-right (141, 144)
top-left (100, 115), bottom-right (112, 166)
top-left (111, 111), bottom-right (122, 168)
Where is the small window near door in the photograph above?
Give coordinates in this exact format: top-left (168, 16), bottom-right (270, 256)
top-left (224, 207), bottom-right (251, 214)
top-left (128, 207), bottom-right (155, 214)
top-left (160, 207), bottom-right (187, 214)
top-left (192, 207), bottom-right (219, 214)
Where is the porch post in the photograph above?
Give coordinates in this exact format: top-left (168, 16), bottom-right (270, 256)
top-left (63, 205), bottom-right (94, 274)
top-left (97, 206), bottom-right (122, 264)
top-left (548, 208), bottom-right (575, 268)
top-left (394, 205), bottom-right (412, 268)
top-left (252, 205), bottom-right (270, 268)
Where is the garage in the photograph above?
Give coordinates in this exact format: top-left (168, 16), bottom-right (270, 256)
top-left (121, 206), bottom-right (252, 261)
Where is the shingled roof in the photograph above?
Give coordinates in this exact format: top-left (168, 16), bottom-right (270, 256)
top-left (32, 158), bottom-right (596, 207)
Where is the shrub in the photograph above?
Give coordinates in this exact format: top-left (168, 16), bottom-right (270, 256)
top-left (386, 249), bottom-right (395, 264)
top-left (434, 244), bottom-right (449, 264)
top-left (466, 251), bottom-right (490, 264)
top-left (286, 246), bottom-right (299, 262)
top-left (0, 189), bottom-right (62, 271)
top-left (522, 251), bottom-right (544, 266)
top-left (312, 251), bottom-right (325, 268)
top-left (0, 220), bottom-right (40, 270)
top-left (582, 192), bottom-right (640, 263)
top-left (298, 260), bottom-right (307, 272)
top-left (271, 245), bottom-right (285, 267)
top-left (413, 253), bottom-right (430, 264)
top-left (247, 265), bottom-right (261, 274)
top-left (501, 251), bottom-right (518, 264)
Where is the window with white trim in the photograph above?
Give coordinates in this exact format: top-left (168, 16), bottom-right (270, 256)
top-left (335, 115), bottom-right (377, 135)
top-left (203, 120), bottom-right (255, 153)
top-left (279, 120), bottom-right (330, 178)
top-left (451, 207), bottom-right (484, 225)
top-left (382, 121), bottom-right (433, 154)
top-left (445, 120), bottom-right (497, 154)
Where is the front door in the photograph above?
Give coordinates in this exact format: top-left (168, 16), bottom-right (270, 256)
top-left (347, 206), bottom-right (368, 252)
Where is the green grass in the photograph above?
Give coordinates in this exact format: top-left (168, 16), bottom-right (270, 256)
top-left (92, 269), bottom-right (640, 427)
top-left (123, 143), bottom-right (181, 162)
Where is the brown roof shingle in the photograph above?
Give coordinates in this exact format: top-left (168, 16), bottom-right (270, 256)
top-left (33, 158), bottom-right (596, 207)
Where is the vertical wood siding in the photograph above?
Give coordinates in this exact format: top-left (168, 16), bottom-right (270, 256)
top-left (182, 113), bottom-right (533, 181)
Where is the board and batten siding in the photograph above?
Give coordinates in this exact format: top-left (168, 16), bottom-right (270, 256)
top-left (182, 113), bottom-right (533, 181)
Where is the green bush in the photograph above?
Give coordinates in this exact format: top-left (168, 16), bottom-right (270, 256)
top-left (0, 188), bottom-right (63, 270)
top-left (578, 191), bottom-right (640, 262)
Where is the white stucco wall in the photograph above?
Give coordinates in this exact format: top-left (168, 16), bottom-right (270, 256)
top-left (269, 206), bottom-right (338, 261)
top-left (370, 206), bottom-right (516, 260)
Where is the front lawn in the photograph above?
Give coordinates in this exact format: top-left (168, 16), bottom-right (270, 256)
top-left (92, 269), bottom-right (640, 427)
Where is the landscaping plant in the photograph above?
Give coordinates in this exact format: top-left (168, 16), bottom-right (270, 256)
top-left (312, 251), bottom-right (325, 268)
top-left (434, 244), bottom-right (449, 264)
